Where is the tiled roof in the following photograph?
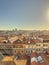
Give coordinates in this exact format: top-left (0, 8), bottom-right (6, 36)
top-left (39, 35), bottom-right (49, 39)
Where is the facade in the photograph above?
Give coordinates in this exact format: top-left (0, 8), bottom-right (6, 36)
top-left (0, 42), bottom-right (49, 55)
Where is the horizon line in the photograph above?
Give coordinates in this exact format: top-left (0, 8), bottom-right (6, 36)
top-left (0, 28), bottom-right (49, 31)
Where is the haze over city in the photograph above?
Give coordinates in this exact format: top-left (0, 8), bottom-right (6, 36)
top-left (0, 0), bottom-right (49, 30)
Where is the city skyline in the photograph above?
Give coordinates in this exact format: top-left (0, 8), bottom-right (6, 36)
top-left (0, 0), bottom-right (49, 30)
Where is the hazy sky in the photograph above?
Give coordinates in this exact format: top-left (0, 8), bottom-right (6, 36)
top-left (0, 0), bottom-right (49, 30)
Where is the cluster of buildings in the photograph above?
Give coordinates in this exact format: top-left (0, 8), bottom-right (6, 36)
top-left (0, 30), bottom-right (49, 65)
top-left (0, 33), bottom-right (49, 53)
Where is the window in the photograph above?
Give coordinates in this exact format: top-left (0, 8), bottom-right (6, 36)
top-left (21, 50), bottom-right (23, 53)
top-left (28, 45), bottom-right (30, 48)
top-left (43, 44), bottom-right (48, 46)
top-left (36, 48), bottom-right (41, 51)
top-left (36, 44), bottom-right (40, 46)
